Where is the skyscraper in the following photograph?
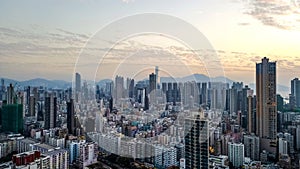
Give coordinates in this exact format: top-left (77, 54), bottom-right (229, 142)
top-left (2, 83), bottom-right (23, 134)
top-left (128, 79), bottom-right (134, 98)
top-left (67, 99), bottom-right (75, 135)
top-left (256, 57), bottom-right (277, 139)
top-left (184, 112), bottom-right (209, 169)
top-left (75, 72), bottom-right (81, 92)
top-left (1, 104), bottom-right (23, 134)
top-left (291, 78), bottom-right (300, 108)
top-left (247, 90), bottom-right (256, 133)
top-left (29, 95), bottom-right (36, 117)
top-left (149, 73), bottom-right (157, 93)
top-left (201, 82), bottom-right (207, 105)
top-left (114, 75), bottom-right (124, 105)
top-left (7, 83), bottom-right (15, 104)
top-left (44, 93), bottom-right (57, 129)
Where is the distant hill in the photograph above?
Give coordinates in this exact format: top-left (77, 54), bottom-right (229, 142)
top-left (0, 78), bottom-right (71, 89)
top-left (160, 73), bottom-right (234, 85)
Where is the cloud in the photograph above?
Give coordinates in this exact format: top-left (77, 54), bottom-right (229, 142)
top-left (238, 22), bottom-right (250, 26)
top-left (240, 0), bottom-right (300, 30)
top-left (121, 0), bottom-right (135, 3)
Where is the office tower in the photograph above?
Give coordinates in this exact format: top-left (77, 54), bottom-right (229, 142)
top-left (184, 113), bottom-right (209, 169)
top-left (256, 57), bottom-right (277, 139)
top-left (67, 99), bottom-right (75, 135)
top-left (2, 104), bottom-right (23, 134)
top-left (149, 73), bottom-right (157, 93)
top-left (7, 83), bottom-right (15, 104)
top-left (291, 78), bottom-right (300, 108)
top-left (75, 72), bottom-right (81, 92)
top-left (44, 94), bottom-right (57, 129)
top-left (149, 73), bottom-right (157, 105)
top-left (244, 134), bottom-right (260, 161)
top-left (228, 142), bottom-right (244, 168)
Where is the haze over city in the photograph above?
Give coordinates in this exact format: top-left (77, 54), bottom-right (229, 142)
top-left (1, 1), bottom-right (300, 169)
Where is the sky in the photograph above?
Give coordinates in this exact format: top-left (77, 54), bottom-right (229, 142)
top-left (0, 0), bottom-right (300, 87)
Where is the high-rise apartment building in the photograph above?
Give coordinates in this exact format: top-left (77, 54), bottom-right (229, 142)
top-left (184, 112), bottom-right (209, 169)
top-left (2, 104), bottom-right (23, 134)
top-left (228, 142), bottom-right (244, 168)
top-left (244, 134), bottom-right (260, 161)
top-left (256, 57), bottom-right (277, 139)
top-left (44, 93), bottom-right (57, 129)
top-left (114, 75), bottom-right (124, 105)
top-left (247, 90), bottom-right (256, 133)
top-left (291, 78), bottom-right (300, 108)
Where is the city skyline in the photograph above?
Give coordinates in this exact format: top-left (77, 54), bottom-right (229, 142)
top-left (1, 1), bottom-right (300, 168)
top-left (1, 56), bottom-right (300, 168)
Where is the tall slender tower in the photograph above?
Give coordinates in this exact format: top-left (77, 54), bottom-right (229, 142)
top-left (67, 99), bottom-right (75, 135)
top-left (155, 66), bottom-right (159, 88)
top-left (256, 57), bottom-right (277, 139)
